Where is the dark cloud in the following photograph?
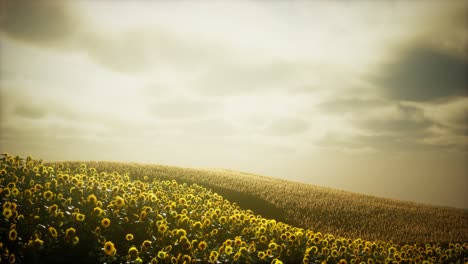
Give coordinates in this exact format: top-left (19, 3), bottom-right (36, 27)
top-left (264, 118), bottom-right (309, 136)
top-left (355, 133), bottom-right (457, 152)
top-left (0, 0), bottom-right (76, 45)
top-left (357, 104), bottom-right (432, 136)
top-left (374, 46), bottom-right (468, 101)
top-left (318, 98), bottom-right (384, 114)
top-left (14, 104), bottom-right (47, 119)
top-left (316, 100), bottom-right (457, 151)
top-left (318, 132), bottom-right (453, 153)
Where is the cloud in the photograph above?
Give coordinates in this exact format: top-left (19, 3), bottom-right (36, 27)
top-left (264, 118), bottom-right (310, 136)
top-left (374, 45), bottom-right (467, 101)
top-left (194, 60), bottom-right (322, 96)
top-left (147, 97), bottom-right (220, 120)
top-left (417, 98), bottom-right (468, 150)
top-left (315, 98), bottom-right (448, 151)
top-left (80, 28), bottom-right (220, 74)
top-left (318, 98), bottom-right (384, 114)
top-left (13, 104), bottom-right (48, 120)
top-left (172, 119), bottom-right (237, 139)
top-left (0, 0), bottom-right (77, 46)
top-left (356, 103), bottom-right (432, 136)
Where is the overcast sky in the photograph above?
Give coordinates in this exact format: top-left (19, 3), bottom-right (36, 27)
top-left (1, 0), bottom-right (467, 208)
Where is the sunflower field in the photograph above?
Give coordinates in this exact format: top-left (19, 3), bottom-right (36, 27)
top-left (1, 154), bottom-right (467, 263)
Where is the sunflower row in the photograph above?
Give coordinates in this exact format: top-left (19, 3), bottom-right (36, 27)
top-left (1, 154), bottom-right (467, 263)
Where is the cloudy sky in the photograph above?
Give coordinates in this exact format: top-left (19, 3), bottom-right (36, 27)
top-left (1, 0), bottom-right (467, 208)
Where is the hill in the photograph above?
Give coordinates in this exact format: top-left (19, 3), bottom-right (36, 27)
top-left (1, 154), bottom-right (467, 263)
top-left (55, 161), bottom-right (468, 245)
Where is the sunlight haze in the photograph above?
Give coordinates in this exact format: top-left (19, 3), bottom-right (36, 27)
top-left (1, 0), bottom-right (467, 208)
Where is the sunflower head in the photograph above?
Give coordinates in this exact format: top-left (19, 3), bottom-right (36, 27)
top-left (8, 229), bottom-right (17, 241)
top-left (128, 246), bottom-right (139, 257)
top-left (65, 227), bottom-right (76, 238)
top-left (101, 218), bottom-right (111, 228)
top-left (198, 241), bottom-right (207, 251)
top-left (104, 241), bottom-right (116, 256)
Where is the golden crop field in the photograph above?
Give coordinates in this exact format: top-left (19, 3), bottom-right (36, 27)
top-left (1, 154), bottom-right (467, 263)
top-left (57, 160), bottom-right (468, 245)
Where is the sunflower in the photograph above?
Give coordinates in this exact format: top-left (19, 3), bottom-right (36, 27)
top-left (8, 229), bottom-right (17, 241)
top-left (75, 213), bottom-right (85, 222)
top-left (239, 247), bottom-right (248, 255)
top-left (339, 259), bottom-right (347, 264)
top-left (2, 188), bottom-right (11, 197)
top-left (24, 189), bottom-right (32, 197)
top-left (126, 234), bottom-right (134, 241)
top-left (258, 226), bottom-right (266, 234)
top-left (321, 247), bottom-right (329, 255)
top-left (128, 246), bottom-right (139, 257)
top-left (101, 218), bottom-right (111, 228)
top-left (43, 190), bottom-right (54, 200)
top-left (65, 227), bottom-right (76, 237)
top-left (30, 238), bottom-right (44, 247)
top-left (48, 204), bottom-right (58, 215)
top-left (142, 240), bottom-right (151, 249)
top-left (209, 251), bottom-right (219, 262)
top-left (48, 227), bottom-right (58, 238)
top-left (192, 221), bottom-right (202, 229)
top-left (157, 251), bottom-right (166, 259)
top-left (313, 236), bottom-right (320, 244)
top-left (158, 224), bottom-right (168, 233)
top-left (198, 241), bottom-right (207, 251)
top-left (331, 249), bottom-right (339, 258)
top-left (219, 216), bottom-right (227, 224)
top-left (104, 241), bottom-right (116, 256)
top-left (269, 242), bottom-right (278, 251)
top-left (258, 251), bottom-right (266, 260)
top-left (8, 253), bottom-right (15, 264)
top-left (179, 236), bottom-right (189, 244)
top-left (72, 236), bottom-right (80, 245)
top-left (87, 194), bottom-right (97, 204)
top-left (3, 208), bottom-right (13, 219)
top-left (93, 207), bottom-right (104, 216)
top-left (203, 218), bottom-right (211, 227)
top-left (225, 246), bottom-right (233, 255)
top-left (182, 255), bottom-right (191, 262)
top-left (233, 252), bottom-right (241, 261)
top-left (114, 196), bottom-right (125, 207)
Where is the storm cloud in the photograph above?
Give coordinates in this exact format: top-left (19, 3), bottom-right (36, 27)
top-left (375, 46), bottom-right (467, 101)
top-left (0, 0), bottom-right (77, 46)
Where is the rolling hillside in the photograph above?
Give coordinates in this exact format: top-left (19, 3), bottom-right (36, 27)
top-left (1, 154), bottom-right (467, 263)
top-left (56, 161), bottom-right (468, 245)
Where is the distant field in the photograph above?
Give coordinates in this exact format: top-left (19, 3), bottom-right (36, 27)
top-left (57, 161), bottom-right (468, 245)
top-left (1, 155), bottom-right (467, 263)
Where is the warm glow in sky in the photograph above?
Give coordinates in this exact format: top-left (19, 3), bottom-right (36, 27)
top-left (1, 0), bottom-right (467, 208)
